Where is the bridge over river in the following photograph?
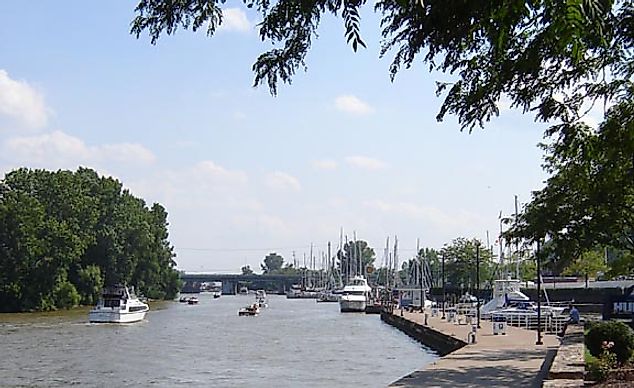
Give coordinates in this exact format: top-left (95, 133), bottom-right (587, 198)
top-left (180, 273), bottom-right (302, 295)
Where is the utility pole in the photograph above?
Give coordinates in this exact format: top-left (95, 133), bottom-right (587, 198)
top-left (536, 238), bottom-right (543, 345)
top-left (417, 238), bottom-right (423, 310)
top-left (476, 241), bottom-right (481, 328)
top-left (441, 252), bottom-right (446, 320)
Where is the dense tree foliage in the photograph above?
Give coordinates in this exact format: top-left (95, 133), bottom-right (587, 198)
top-left (131, 1), bottom-right (632, 127)
top-left (241, 265), bottom-right (254, 275)
top-left (0, 168), bottom-right (181, 312)
top-left (506, 101), bottom-right (633, 272)
top-left (563, 248), bottom-right (609, 287)
top-left (440, 238), bottom-right (494, 291)
top-left (261, 252), bottom-right (284, 274)
top-left (337, 240), bottom-right (375, 282)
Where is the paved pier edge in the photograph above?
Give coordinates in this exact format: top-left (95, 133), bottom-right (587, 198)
top-left (380, 311), bottom-right (467, 356)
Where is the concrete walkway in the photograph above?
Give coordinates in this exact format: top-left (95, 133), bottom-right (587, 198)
top-left (390, 311), bottom-right (560, 387)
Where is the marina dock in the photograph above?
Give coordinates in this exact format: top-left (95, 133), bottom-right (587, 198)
top-left (385, 310), bottom-right (560, 387)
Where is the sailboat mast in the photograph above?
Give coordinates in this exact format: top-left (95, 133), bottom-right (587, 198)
top-left (514, 195), bottom-right (520, 279)
top-left (385, 236), bottom-right (390, 290)
top-left (499, 211), bottom-right (504, 278)
top-left (393, 236), bottom-right (399, 287)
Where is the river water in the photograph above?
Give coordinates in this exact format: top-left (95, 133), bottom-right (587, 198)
top-left (0, 295), bottom-right (436, 387)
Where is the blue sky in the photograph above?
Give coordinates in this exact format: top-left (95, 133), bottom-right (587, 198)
top-left (0, 2), bottom-right (572, 272)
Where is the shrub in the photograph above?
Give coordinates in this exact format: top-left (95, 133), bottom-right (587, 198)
top-left (586, 320), bottom-right (634, 364)
top-left (53, 280), bottom-right (81, 309)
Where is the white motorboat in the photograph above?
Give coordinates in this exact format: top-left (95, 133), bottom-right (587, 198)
top-left (210, 281), bottom-right (222, 298)
top-left (255, 289), bottom-right (268, 308)
top-left (238, 303), bottom-right (260, 316)
top-left (89, 285), bottom-right (149, 323)
top-left (481, 278), bottom-right (568, 329)
top-left (339, 276), bottom-right (372, 313)
top-left (239, 286), bottom-right (249, 295)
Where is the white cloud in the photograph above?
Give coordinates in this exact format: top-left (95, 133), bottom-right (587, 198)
top-left (345, 155), bottom-right (387, 171)
top-left (101, 143), bottom-right (156, 164)
top-left (3, 130), bottom-right (156, 168)
top-left (334, 94), bottom-right (373, 115)
top-left (312, 159), bottom-right (338, 170)
top-left (0, 69), bottom-right (50, 129)
top-left (265, 171), bottom-right (301, 192)
top-left (194, 160), bottom-right (248, 185)
top-left (219, 8), bottom-right (252, 33)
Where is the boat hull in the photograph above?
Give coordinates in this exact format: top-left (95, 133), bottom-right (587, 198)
top-left (339, 299), bottom-right (366, 313)
top-left (88, 309), bottom-right (147, 323)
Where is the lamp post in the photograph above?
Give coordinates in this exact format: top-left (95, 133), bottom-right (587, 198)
top-left (441, 252), bottom-right (446, 319)
top-left (476, 241), bottom-right (481, 328)
top-left (536, 238), bottom-right (543, 345)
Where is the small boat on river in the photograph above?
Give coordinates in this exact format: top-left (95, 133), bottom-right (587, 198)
top-left (210, 281), bottom-right (222, 298)
top-left (238, 304), bottom-right (260, 316)
top-left (89, 285), bottom-right (149, 323)
top-left (256, 290), bottom-right (268, 308)
top-left (187, 296), bottom-right (199, 305)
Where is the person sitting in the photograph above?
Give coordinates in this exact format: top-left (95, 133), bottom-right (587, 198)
top-left (569, 304), bottom-right (580, 324)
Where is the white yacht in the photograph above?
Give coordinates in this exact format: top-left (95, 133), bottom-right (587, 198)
top-left (481, 278), bottom-right (568, 328)
top-left (89, 285), bottom-right (149, 323)
top-left (339, 276), bottom-right (372, 313)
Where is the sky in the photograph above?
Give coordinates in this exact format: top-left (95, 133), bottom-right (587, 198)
top-left (0, 2), bottom-right (587, 273)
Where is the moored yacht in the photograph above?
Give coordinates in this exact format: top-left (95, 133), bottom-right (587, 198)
top-left (339, 276), bottom-right (372, 313)
top-left (481, 278), bottom-right (568, 329)
top-left (89, 285), bottom-right (149, 323)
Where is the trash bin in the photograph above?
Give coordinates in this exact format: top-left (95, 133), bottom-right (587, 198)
top-left (493, 320), bottom-right (507, 335)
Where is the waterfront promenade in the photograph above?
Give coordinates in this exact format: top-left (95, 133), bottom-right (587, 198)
top-left (389, 311), bottom-right (560, 387)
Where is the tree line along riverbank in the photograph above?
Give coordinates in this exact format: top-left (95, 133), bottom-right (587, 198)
top-left (0, 167), bottom-right (180, 313)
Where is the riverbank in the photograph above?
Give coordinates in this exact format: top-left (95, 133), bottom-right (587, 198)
top-left (0, 300), bottom-right (171, 323)
top-left (383, 310), bottom-right (560, 387)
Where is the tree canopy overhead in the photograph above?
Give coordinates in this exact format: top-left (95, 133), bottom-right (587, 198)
top-left (131, 0), bottom-right (632, 130)
top-left (130, 0), bottom-right (633, 276)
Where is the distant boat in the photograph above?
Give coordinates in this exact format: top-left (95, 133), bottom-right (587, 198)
top-left (187, 296), bottom-right (199, 305)
top-left (255, 290), bottom-right (268, 308)
top-left (89, 285), bottom-right (149, 323)
top-left (210, 281), bottom-right (222, 298)
top-left (238, 304), bottom-right (260, 316)
top-left (239, 286), bottom-right (249, 295)
top-left (339, 276), bottom-right (371, 313)
top-left (316, 290), bottom-right (339, 303)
